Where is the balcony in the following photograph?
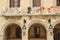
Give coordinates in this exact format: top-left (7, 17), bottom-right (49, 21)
top-left (2, 7), bottom-right (60, 16)
top-left (2, 8), bottom-right (22, 16)
top-left (2, 7), bottom-right (41, 16)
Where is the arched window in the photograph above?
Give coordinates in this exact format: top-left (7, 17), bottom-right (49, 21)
top-left (5, 24), bottom-right (22, 40)
top-left (28, 23), bottom-right (47, 40)
top-left (10, 0), bottom-right (20, 7)
top-left (33, 0), bottom-right (41, 7)
top-left (57, 0), bottom-right (60, 6)
top-left (53, 23), bottom-right (60, 40)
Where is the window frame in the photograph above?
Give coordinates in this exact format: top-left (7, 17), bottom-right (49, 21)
top-left (33, 0), bottom-right (41, 7)
top-left (57, 0), bottom-right (60, 6)
top-left (9, 0), bottom-right (20, 7)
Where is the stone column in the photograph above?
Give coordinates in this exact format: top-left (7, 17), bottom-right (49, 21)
top-left (0, 35), bottom-right (4, 40)
top-left (22, 29), bottom-right (28, 40)
top-left (22, 35), bottom-right (28, 40)
top-left (47, 30), bottom-right (53, 40)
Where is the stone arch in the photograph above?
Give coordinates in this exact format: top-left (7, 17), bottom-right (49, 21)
top-left (28, 20), bottom-right (47, 40)
top-left (4, 23), bottom-right (22, 40)
top-left (2, 20), bottom-right (22, 34)
top-left (53, 23), bottom-right (60, 40)
top-left (1, 20), bottom-right (22, 40)
top-left (27, 20), bottom-right (47, 31)
top-left (53, 19), bottom-right (60, 28)
top-left (4, 24), bottom-right (22, 40)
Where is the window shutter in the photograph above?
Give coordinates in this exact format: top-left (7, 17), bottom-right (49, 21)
top-left (57, 0), bottom-right (60, 6)
top-left (18, 0), bottom-right (20, 7)
top-left (10, 0), bottom-right (14, 7)
top-left (10, 0), bottom-right (12, 7)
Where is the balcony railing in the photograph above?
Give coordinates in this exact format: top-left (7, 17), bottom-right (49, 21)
top-left (2, 7), bottom-right (40, 16)
top-left (2, 7), bottom-right (60, 16)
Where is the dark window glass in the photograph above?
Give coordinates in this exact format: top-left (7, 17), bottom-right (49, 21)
top-left (34, 26), bottom-right (40, 38)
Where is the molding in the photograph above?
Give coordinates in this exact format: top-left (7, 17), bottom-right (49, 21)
top-left (2, 16), bottom-right (22, 20)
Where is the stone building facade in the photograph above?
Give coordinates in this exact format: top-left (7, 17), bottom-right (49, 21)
top-left (0, 0), bottom-right (60, 40)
